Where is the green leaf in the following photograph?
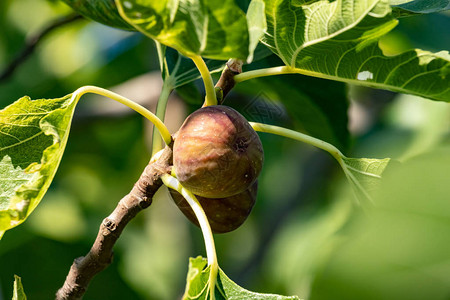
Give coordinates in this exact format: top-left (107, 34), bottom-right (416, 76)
top-left (262, 0), bottom-right (450, 102)
top-left (340, 156), bottom-right (391, 202)
top-left (12, 275), bottom-right (27, 300)
top-left (116, 0), bottom-right (251, 60)
top-left (61, 0), bottom-right (135, 30)
top-left (0, 94), bottom-right (77, 239)
top-left (391, 0), bottom-right (450, 14)
top-left (246, 0), bottom-right (267, 63)
top-left (310, 147), bottom-right (450, 300)
top-left (184, 256), bottom-right (300, 299)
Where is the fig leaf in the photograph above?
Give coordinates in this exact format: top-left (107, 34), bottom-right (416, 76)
top-left (263, 0), bottom-right (450, 102)
top-left (340, 157), bottom-right (391, 202)
top-left (61, 0), bottom-right (135, 30)
top-left (0, 94), bottom-right (78, 239)
top-left (184, 256), bottom-right (300, 300)
top-left (115, 0), bottom-right (252, 60)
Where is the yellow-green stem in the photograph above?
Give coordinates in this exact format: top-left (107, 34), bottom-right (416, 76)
top-left (250, 123), bottom-right (378, 203)
top-left (190, 55), bottom-right (217, 107)
top-left (234, 66), bottom-right (298, 83)
top-left (250, 122), bottom-right (344, 163)
top-left (72, 86), bottom-right (172, 146)
top-left (233, 64), bottom-right (346, 84)
top-left (161, 174), bottom-right (218, 299)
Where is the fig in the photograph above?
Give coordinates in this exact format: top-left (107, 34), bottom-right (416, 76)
top-left (169, 181), bottom-right (258, 233)
top-left (173, 105), bottom-right (263, 198)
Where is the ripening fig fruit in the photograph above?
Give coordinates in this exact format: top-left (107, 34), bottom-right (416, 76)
top-left (169, 181), bottom-right (258, 233)
top-left (173, 105), bottom-right (263, 198)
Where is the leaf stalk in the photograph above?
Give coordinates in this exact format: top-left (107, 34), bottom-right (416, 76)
top-left (190, 55), bottom-right (217, 107)
top-left (250, 122), bottom-right (343, 161)
top-left (161, 174), bottom-right (218, 299)
top-left (234, 66), bottom-right (298, 83)
top-left (73, 86), bottom-right (172, 146)
top-left (250, 122), bottom-right (381, 203)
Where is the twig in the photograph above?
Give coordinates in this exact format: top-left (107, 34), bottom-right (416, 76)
top-left (0, 13), bottom-right (83, 82)
top-left (55, 146), bottom-right (173, 300)
top-left (215, 59), bottom-right (243, 104)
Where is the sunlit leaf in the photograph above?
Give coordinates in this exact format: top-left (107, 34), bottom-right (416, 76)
top-left (116, 0), bottom-right (251, 60)
top-left (246, 0), bottom-right (267, 63)
top-left (0, 94), bottom-right (77, 239)
top-left (61, 0), bottom-right (135, 30)
top-left (340, 156), bottom-right (391, 201)
top-left (262, 0), bottom-right (450, 102)
top-left (184, 256), bottom-right (300, 299)
top-left (12, 275), bottom-right (27, 300)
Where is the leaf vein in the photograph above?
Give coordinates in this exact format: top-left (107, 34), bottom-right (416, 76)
top-left (346, 165), bottom-right (382, 178)
top-left (0, 132), bottom-right (45, 152)
top-left (290, 0), bottom-right (380, 67)
top-left (400, 69), bottom-right (441, 89)
top-left (383, 53), bottom-right (427, 84)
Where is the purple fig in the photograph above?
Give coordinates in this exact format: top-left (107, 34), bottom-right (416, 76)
top-left (173, 105), bottom-right (263, 198)
top-left (169, 181), bottom-right (258, 233)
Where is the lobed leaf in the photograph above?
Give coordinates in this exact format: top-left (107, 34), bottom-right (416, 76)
top-left (184, 256), bottom-right (300, 299)
top-left (115, 0), bottom-right (251, 60)
top-left (0, 94), bottom-right (77, 239)
top-left (262, 0), bottom-right (450, 102)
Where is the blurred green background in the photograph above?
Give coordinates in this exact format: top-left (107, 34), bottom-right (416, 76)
top-left (1, 1), bottom-right (449, 299)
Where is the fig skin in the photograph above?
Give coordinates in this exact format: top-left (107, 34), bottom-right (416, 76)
top-left (169, 181), bottom-right (258, 233)
top-left (173, 105), bottom-right (263, 198)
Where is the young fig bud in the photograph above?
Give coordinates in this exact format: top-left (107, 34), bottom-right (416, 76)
top-left (173, 105), bottom-right (263, 198)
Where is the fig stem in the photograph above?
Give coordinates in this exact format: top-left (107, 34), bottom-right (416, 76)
top-left (72, 86), bottom-right (172, 146)
top-left (161, 174), bottom-right (218, 299)
top-left (234, 64), bottom-right (383, 88)
top-left (190, 55), bottom-right (217, 107)
top-left (250, 122), bottom-right (344, 160)
top-left (233, 65), bottom-right (339, 83)
top-left (233, 66), bottom-right (298, 83)
top-left (250, 122), bottom-right (375, 200)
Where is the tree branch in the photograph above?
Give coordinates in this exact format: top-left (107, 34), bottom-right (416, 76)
top-left (215, 59), bottom-right (243, 104)
top-left (55, 146), bottom-right (173, 300)
top-left (0, 13), bottom-right (84, 82)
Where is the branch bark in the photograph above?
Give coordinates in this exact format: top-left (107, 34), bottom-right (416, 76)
top-left (55, 146), bottom-right (173, 300)
top-left (215, 59), bottom-right (243, 104)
